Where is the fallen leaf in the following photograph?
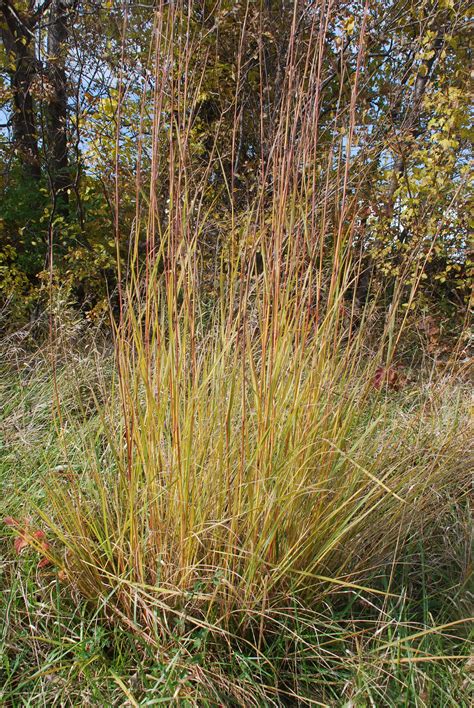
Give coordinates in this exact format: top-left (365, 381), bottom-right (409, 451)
top-left (4, 516), bottom-right (19, 527)
top-left (7, 519), bottom-right (51, 561)
top-left (14, 535), bottom-right (29, 554)
top-left (373, 366), bottom-right (400, 390)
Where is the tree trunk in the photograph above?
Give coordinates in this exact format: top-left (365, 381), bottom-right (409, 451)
top-left (0, 2), bottom-right (41, 179)
top-left (46, 0), bottom-right (72, 210)
top-left (12, 47), bottom-right (41, 179)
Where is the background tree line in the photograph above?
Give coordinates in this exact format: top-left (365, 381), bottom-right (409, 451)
top-left (0, 0), bottom-right (471, 334)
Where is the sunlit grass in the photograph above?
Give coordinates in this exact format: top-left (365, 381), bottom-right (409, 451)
top-left (1, 322), bottom-right (472, 704)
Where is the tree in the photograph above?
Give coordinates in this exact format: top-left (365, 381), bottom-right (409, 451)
top-left (1, 0), bottom-right (77, 201)
top-left (0, 0), bottom-right (44, 179)
top-left (0, 0), bottom-right (471, 325)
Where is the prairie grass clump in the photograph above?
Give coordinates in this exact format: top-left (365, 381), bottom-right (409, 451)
top-left (37, 247), bottom-right (471, 644)
top-left (34, 0), bottom-right (472, 650)
top-left (2, 1), bottom-right (471, 703)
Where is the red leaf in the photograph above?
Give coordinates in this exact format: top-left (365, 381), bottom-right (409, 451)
top-left (9, 522), bottom-right (50, 558)
top-left (4, 516), bottom-right (19, 528)
top-left (373, 366), bottom-right (400, 390)
top-left (373, 367), bottom-right (384, 389)
top-left (37, 557), bottom-right (52, 569)
top-left (14, 535), bottom-right (29, 554)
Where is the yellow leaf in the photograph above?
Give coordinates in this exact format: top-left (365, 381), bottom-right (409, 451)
top-left (344, 16), bottom-right (356, 35)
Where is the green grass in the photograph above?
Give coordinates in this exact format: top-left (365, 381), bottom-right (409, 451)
top-left (1, 554), bottom-right (472, 705)
top-left (1, 330), bottom-right (472, 706)
top-left (1, 553), bottom-right (472, 705)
